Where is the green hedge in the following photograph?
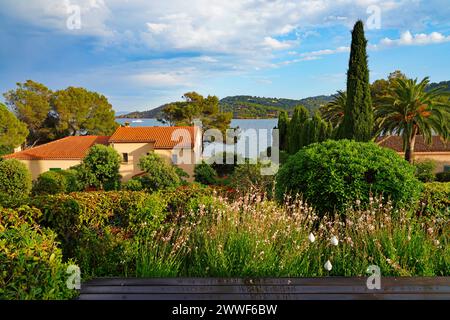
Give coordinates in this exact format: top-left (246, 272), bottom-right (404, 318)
top-left (194, 162), bottom-right (217, 185)
top-left (0, 159), bottom-right (32, 207)
top-left (275, 140), bottom-right (423, 214)
top-left (31, 191), bottom-right (168, 277)
top-left (420, 182), bottom-right (449, 219)
top-left (0, 206), bottom-right (76, 299)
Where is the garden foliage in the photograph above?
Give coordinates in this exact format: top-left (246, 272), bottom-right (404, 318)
top-left (0, 159), bottom-right (32, 207)
top-left (0, 206), bottom-right (76, 299)
top-left (275, 140), bottom-right (422, 214)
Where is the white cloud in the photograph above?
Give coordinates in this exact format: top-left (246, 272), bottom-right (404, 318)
top-left (146, 23), bottom-right (168, 34)
top-left (130, 72), bottom-right (190, 87)
top-left (381, 31), bottom-right (450, 46)
top-left (263, 37), bottom-right (293, 50)
top-left (303, 46), bottom-right (350, 57)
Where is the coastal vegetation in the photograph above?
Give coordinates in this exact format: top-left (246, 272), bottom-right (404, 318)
top-left (0, 19), bottom-right (449, 300)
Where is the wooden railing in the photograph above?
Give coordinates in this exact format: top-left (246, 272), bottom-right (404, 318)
top-left (78, 277), bottom-right (450, 300)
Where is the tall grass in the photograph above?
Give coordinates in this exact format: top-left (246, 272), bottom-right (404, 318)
top-left (135, 193), bottom-right (449, 277)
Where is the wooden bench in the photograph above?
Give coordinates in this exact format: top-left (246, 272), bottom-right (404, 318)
top-left (78, 277), bottom-right (450, 300)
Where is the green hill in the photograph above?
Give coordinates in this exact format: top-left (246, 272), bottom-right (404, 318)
top-left (116, 80), bottom-right (450, 119)
top-left (117, 95), bottom-right (333, 119)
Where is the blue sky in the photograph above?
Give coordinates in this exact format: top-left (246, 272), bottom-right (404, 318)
top-left (1, 0), bottom-right (450, 112)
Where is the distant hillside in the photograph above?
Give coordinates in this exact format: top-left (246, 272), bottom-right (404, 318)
top-left (117, 94), bottom-right (333, 119)
top-left (116, 81), bottom-right (450, 119)
top-left (427, 80), bottom-right (450, 92)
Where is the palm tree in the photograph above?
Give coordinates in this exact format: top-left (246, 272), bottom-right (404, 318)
top-left (375, 77), bottom-right (450, 163)
top-left (319, 90), bottom-right (346, 128)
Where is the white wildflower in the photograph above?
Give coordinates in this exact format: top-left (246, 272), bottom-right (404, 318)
top-left (324, 260), bottom-right (332, 271)
top-left (308, 233), bottom-right (316, 243)
top-left (330, 236), bottom-right (339, 246)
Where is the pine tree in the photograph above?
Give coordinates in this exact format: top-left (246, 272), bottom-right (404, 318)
top-left (340, 20), bottom-right (373, 141)
top-left (277, 111), bottom-right (289, 151)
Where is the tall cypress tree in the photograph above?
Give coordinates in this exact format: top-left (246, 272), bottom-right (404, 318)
top-left (340, 20), bottom-right (373, 141)
top-left (288, 105), bottom-right (309, 154)
top-left (277, 111), bottom-right (289, 151)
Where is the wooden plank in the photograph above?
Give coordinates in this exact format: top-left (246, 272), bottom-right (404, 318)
top-left (82, 277), bottom-right (450, 286)
top-left (78, 277), bottom-right (450, 300)
top-left (80, 284), bottom-right (450, 294)
top-left (78, 293), bottom-right (450, 300)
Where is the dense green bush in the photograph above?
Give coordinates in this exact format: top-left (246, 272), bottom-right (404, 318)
top-left (414, 160), bottom-right (436, 182)
top-left (436, 171), bottom-right (450, 182)
top-left (138, 153), bottom-right (181, 191)
top-left (78, 144), bottom-right (121, 191)
top-left (32, 171), bottom-right (67, 195)
top-left (230, 162), bottom-right (275, 196)
top-left (0, 145), bottom-right (13, 156)
top-left (210, 152), bottom-right (242, 177)
top-left (122, 178), bottom-right (144, 191)
top-left (32, 169), bottom-right (84, 195)
top-left (164, 183), bottom-right (213, 217)
top-left (61, 169), bottom-right (84, 192)
top-left (420, 182), bottom-right (449, 219)
top-left (31, 191), bottom-right (167, 276)
top-left (194, 162), bottom-right (217, 185)
top-left (0, 159), bottom-right (32, 207)
top-left (275, 140), bottom-right (422, 214)
top-left (0, 206), bottom-right (76, 299)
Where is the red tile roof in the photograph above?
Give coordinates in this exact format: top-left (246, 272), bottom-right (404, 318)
top-left (3, 136), bottom-right (110, 160)
top-left (378, 135), bottom-right (450, 152)
top-left (109, 126), bottom-right (196, 148)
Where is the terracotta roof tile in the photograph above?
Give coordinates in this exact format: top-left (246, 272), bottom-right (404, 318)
top-left (3, 136), bottom-right (110, 160)
top-left (378, 135), bottom-right (450, 152)
top-left (109, 126), bottom-right (196, 148)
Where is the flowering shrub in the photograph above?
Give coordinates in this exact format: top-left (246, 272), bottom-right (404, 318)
top-left (135, 192), bottom-right (449, 277)
top-left (0, 206), bottom-right (76, 299)
top-left (275, 140), bottom-right (423, 214)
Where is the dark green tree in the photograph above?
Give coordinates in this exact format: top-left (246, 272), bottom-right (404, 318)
top-left (159, 92), bottom-right (232, 135)
top-left (0, 103), bottom-right (29, 154)
top-left (78, 144), bottom-right (121, 190)
top-left (340, 20), bottom-right (373, 141)
top-left (3, 80), bottom-right (54, 146)
top-left (0, 159), bottom-right (32, 207)
top-left (52, 87), bottom-right (119, 137)
top-left (138, 152), bottom-right (181, 191)
top-left (288, 105), bottom-right (309, 154)
top-left (277, 111), bottom-right (289, 151)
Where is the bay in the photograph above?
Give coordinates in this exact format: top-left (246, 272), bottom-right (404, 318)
top-left (116, 118), bottom-right (278, 159)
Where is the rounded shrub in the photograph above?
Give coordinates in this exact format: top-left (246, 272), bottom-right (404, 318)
top-left (194, 162), bottom-right (217, 185)
top-left (275, 139), bottom-right (422, 214)
top-left (138, 153), bottom-right (181, 191)
top-left (61, 169), bottom-right (83, 192)
top-left (32, 171), bottom-right (67, 195)
top-left (0, 159), bottom-right (32, 207)
top-left (79, 144), bottom-right (121, 191)
top-left (0, 206), bottom-right (76, 299)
